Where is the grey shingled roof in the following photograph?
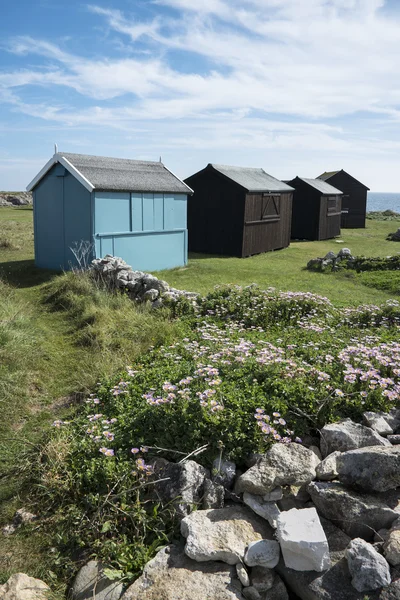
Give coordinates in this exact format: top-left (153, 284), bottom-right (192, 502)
top-left (210, 164), bottom-right (294, 193)
top-left (297, 177), bottom-right (343, 195)
top-left (317, 171), bottom-right (340, 182)
top-left (61, 152), bottom-right (191, 193)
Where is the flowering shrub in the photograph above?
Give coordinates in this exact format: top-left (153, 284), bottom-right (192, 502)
top-left (40, 284), bottom-right (400, 580)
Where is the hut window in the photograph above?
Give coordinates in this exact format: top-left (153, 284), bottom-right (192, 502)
top-left (261, 194), bottom-right (280, 221)
top-left (327, 196), bottom-right (339, 215)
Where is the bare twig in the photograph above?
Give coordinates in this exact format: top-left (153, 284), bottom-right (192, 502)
top-left (178, 443), bottom-right (209, 463)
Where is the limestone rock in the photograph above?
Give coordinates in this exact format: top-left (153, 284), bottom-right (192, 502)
top-left (236, 444), bottom-right (319, 495)
top-left (153, 459), bottom-right (209, 517)
top-left (307, 482), bottom-right (398, 540)
top-left (336, 446), bottom-right (400, 492)
top-left (320, 419), bottom-right (391, 457)
top-left (276, 507), bottom-right (330, 572)
top-left (243, 493), bottom-right (280, 528)
top-left (363, 412), bottom-right (394, 436)
top-left (346, 538), bottom-right (391, 592)
top-left (250, 566), bottom-right (275, 592)
top-left (143, 289), bottom-right (159, 302)
top-left (181, 505), bottom-right (273, 565)
top-left (383, 522), bottom-right (400, 566)
top-left (212, 458), bottom-right (236, 489)
top-left (244, 540), bottom-right (280, 568)
top-left (236, 563), bottom-right (250, 587)
top-left (203, 479), bottom-right (225, 509)
top-left (71, 561), bottom-right (124, 600)
top-left (316, 452), bottom-right (340, 481)
top-left (121, 544), bottom-right (245, 600)
top-left (387, 435), bottom-right (400, 445)
top-left (0, 574), bottom-right (49, 600)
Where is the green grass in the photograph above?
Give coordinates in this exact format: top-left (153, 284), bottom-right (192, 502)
top-left (0, 205), bottom-right (400, 589)
top-left (155, 220), bottom-right (400, 305)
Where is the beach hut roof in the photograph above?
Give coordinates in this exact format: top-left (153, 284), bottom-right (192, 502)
top-left (295, 177), bottom-right (343, 195)
top-left (209, 163), bottom-right (294, 193)
top-left (317, 169), bottom-right (370, 190)
top-left (27, 152), bottom-right (193, 194)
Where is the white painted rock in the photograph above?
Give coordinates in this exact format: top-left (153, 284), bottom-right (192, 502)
top-left (243, 493), bottom-right (280, 528)
top-left (181, 506), bottom-right (273, 565)
top-left (276, 507), bottom-right (330, 572)
top-left (244, 540), bottom-right (280, 568)
top-left (236, 444), bottom-right (319, 495)
top-left (316, 451), bottom-right (340, 481)
top-left (0, 574), bottom-right (49, 600)
top-left (346, 538), bottom-right (391, 592)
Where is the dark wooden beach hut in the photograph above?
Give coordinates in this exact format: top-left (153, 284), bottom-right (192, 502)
top-left (286, 177), bottom-right (343, 241)
top-left (185, 163), bottom-right (294, 257)
top-left (317, 170), bottom-right (369, 228)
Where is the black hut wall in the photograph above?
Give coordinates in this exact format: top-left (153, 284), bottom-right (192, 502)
top-left (325, 171), bottom-right (367, 228)
top-left (290, 179), bottom-right (320, 240)
top-left (318, 195), bottom-right (342, 240)
top-left (186, 169), bottom-right (245, 256)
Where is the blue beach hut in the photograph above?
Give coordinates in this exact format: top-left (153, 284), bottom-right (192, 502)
top-left (27, 151), bottom-right (193, 271)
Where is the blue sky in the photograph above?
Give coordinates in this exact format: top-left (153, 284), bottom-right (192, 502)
top-left (1, 0), bottom-right (400, 191)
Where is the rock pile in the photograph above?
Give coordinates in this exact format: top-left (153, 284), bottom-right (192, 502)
top-left (0, 192), bottom-right (32, 206)
top-left (5, 411), bottom-right (400, 600)
top-left (307, 248), bottom-right (354, 272)
top-left (91, 255), bottom-right (198, 308)
top-left (387, 228), bottom-right (400, 241)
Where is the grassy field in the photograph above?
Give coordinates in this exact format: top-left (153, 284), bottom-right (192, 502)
top-left (0, 206), bottom-right (399, 589)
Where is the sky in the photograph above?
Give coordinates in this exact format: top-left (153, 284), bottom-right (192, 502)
top-left (1, 0), bottom-right (400, 191)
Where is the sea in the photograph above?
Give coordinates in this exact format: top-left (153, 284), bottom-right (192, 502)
top-left (367, 192), bottom-right (400, 213)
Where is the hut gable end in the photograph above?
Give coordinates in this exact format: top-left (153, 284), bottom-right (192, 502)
top-left (316, 170), bottom-right (369, 228)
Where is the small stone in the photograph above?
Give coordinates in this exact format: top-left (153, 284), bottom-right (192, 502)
top-left (242, 587), bottom-right (261, 600)
top-left (267, 576), bottom-right (289, 600)
top-left (309, 445), bottom-right (322, 461)
top-left (388, 434), bottom-right (400, 445)
top-left (2, 524), bottom-right (17, 536)
top-left (143, 289), bottom-right (159, 301)
top-left (236, 563), bottom-right (250, 587)
top-left (320, 418), bottom-right (391, 457)
top-left (203, 479), bottom-right (225, 509)
top-left (346, 537), bottom-right (391, 592)
top-left (244, 540), bottom-right (280, 568)
top-left (71, 560), bottom-right (124, 600)
top-left (316, 451), bottom-right (340, 481)
top-left (276, 507), bottom-right (330, 572)
top-left (384, 528), bottom-right (400, 566)
top-left (0, 574), bottom-right (50, 600)
top-left (250, 566), bottom-right (275, 592)
top-left (243, 493), bottom-right (280, 528)
top-left (263, 487), bottom-right (283, 502)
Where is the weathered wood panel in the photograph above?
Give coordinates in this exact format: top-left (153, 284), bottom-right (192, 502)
top-left (242, 192), bottom-right (292, 256)
top-left (322, 171), bottom-right (368, 228)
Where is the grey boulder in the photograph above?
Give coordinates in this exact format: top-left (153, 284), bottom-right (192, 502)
top-left (336, 446), bottom-right (400, 492)
top-left (307, 482), bottom-right (398, 540)
top-left (346, 538), bottom-right (391, 592)
top-left (242, 492), bottom-right (281, 528)
top-left (244, 540), bottom-right (280, 568)
top-left (363, 412), bottom-right (394, 436)
top-left (121, 545), bottom-right (245, 600)
top-left (153, 459), bottom-right (209, 517)
top-left (236, 443), bottom-right (319, 495)
top-left (320, 419), bottom-right (391, 457)
top-left (71, 561), bottom-right (124, 600)
top-left (203, 479), bottom-right (225, 509)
